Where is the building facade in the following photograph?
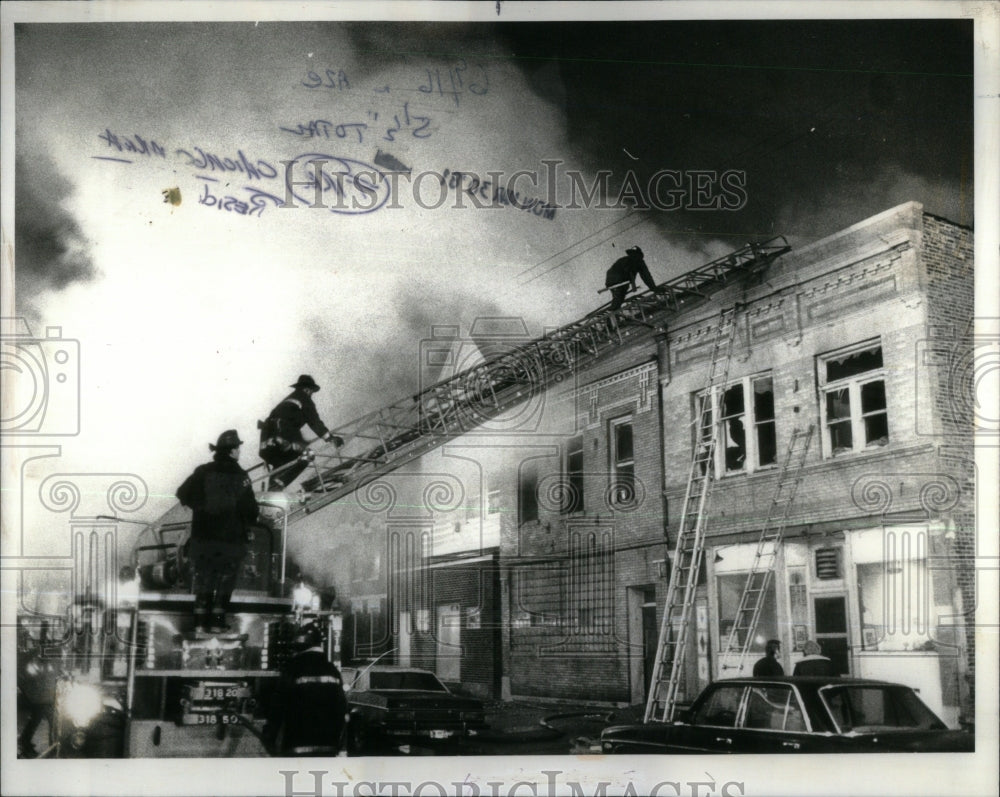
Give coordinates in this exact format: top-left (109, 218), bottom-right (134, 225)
top-left (300, 202), bottom-right (974, 726)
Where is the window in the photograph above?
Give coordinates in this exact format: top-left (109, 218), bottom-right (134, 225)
top-left (717, 572), bottom-right (778, 653)
top-left (697, 374), bottom-right (777, 475)
top-left (818, 342), bottom-right (888, 456)
top-left (563, 435), bottom-right (584, 513)
top-left (820, 686), bottom-right (943, 732)
top-left (691, 685), bottom-right (744, 727)
top-left (856, 559), bottom-right (932, 652)
top-left (570, 539), bottom-right (612, 635)
top-left (511, 565), bottom-right (564, 629)
top-left (518, 460), bottom-right (539, 524)
top-left (744, 685), bottom-right (808, 732)
top-left (610, 418), bottom-right (635, 505)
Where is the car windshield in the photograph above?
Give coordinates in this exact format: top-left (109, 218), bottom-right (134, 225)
top-left (369, 671), bottom-right (448, 692)
top-left (820, 685), bottom-right (945, 732)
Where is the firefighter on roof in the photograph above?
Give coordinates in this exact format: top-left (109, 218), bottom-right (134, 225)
top-left (605, 246), bottom-right (665, 310)
top-left (259, 374), bottom-right (343, 490)
top-left (263, 621), bottom-right (347, 757)
top-left (176, 429), bottom-right (259, 633)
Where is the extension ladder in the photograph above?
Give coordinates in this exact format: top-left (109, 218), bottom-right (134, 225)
top-left (716, 425), bottom-right (814, 676)
top-left (644, 306), bottom-right (741, 723)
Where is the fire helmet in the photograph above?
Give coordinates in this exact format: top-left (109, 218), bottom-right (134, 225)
top-left (210, 429), bottom-right (244, 452)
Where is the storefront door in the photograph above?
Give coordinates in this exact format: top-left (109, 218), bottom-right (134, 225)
top-left (814, 595), bottom-right (850, 675)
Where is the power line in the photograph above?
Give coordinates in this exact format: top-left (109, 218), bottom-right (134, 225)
top-left (520, 211), bottom-right (653, 287)
top-left (514, 209), bottom-right (639, 281)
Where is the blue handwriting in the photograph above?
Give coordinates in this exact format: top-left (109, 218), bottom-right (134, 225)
top-left (197, 181), bottom-right (286, 218)
top-left (441, 169), bottom-right (556, 221)
top-left (281, 153), bottom-right (391, 215)
top-left (175, 146), bottom-right (278, 181)
top-left (280, 103), bottom-right (431, 145)
top-left (380, 102), bottom-right (432, 141)
top-left (280, 119), bottom-right (367, 144)
top-left (98, 129), bottom-right (166, 158)
top-left (302, 68), bottom-right (350, 91)
top-left (419, 59), bottom-right (489, 106)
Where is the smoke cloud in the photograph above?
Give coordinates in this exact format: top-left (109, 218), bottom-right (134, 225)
top-left (14, 154), bottom-right (99, 318)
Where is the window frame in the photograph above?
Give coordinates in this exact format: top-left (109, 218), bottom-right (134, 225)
top-left (609, 416), bottom-right (636, 506)
top-left (696, 372), bottom-right (778, 477)
top-left (562, 434), bottom-right (585, 514)
top-left (817, 340), bottom-right (889, 458)
top-left (518, 459), bottom-right (540, 525)
top-left (742, 683), bottom-right (814, 734)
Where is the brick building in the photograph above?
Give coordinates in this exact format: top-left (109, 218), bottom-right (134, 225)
top-left (297, 201), bottom-right (974, 726)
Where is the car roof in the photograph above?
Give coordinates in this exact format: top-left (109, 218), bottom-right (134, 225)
top-left (362, 665), bottom-right (438, 674)
top-left (711, 676), bottom-right (904, 688)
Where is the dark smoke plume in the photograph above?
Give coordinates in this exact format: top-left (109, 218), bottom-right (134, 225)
top-left (15, 154), bottom-right (99, 317)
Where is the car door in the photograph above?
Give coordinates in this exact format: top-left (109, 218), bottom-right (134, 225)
top-left (738, 683), bottom-right (824, 752)
top-left (680, 683), bottom-right (747, 752)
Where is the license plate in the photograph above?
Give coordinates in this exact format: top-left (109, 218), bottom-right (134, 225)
top-left (429, 730), bottom-right (453, 739)
top-left (186, 683), bottom-right (251, 701)
top-left (180, 712), bottom-right (244, 726)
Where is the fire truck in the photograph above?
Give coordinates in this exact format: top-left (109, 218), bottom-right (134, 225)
top-left (26, 493), bottom-right (340, 759)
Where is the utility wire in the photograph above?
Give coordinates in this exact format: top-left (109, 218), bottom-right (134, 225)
top-left (520, 211), bottom-right (654, 287)
top-left (514, 209), bottom-right (639, 281)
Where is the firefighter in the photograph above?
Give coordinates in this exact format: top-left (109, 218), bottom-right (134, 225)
top-left (259, 375), bottom-right (343, 490)
top-left (263, 621), bottom-right (347, 757)
top-left (604, 246), bottom-right (665, 311)
top-left (176, 429), bottom-right (259, 633)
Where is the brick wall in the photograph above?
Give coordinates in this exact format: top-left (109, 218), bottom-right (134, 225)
top-left (920, 213), bottom-right (976, 722)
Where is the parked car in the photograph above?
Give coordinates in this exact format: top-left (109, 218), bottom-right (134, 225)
top-left (341, 665), bottom-right (488, 755)
top-left (600, 677), bottom-right (974, 753)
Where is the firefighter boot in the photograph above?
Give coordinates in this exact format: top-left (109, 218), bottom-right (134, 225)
top-left (193, 594), bottom-right (212, 634)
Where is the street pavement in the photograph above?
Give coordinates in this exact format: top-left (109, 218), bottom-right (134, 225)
top-left (16, 694), bottom-right (648, 758)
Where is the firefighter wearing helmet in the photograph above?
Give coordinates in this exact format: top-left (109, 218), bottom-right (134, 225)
top-left (176, 429), bottom-right (259, 633)
top-left (263, 621), bottom-right (347, 756)
top-left (604, 245), bottom-right (665, 310)
top-left (259, 375), bottom-right (344, 491)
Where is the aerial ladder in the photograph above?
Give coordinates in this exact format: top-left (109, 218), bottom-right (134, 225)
top-left (643, 305), bottom-right (740, 723)
top-left (266, 238), bottom-right (790, 525)
top-left (716, 425), bottom-right (814, 676)
top-left (149, 237), bottom-right (791, 534)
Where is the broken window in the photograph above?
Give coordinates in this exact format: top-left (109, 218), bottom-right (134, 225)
top-left (819, 341), bottom-right (888, 456)
top-left (696, 373), bottom-right (777, 475)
